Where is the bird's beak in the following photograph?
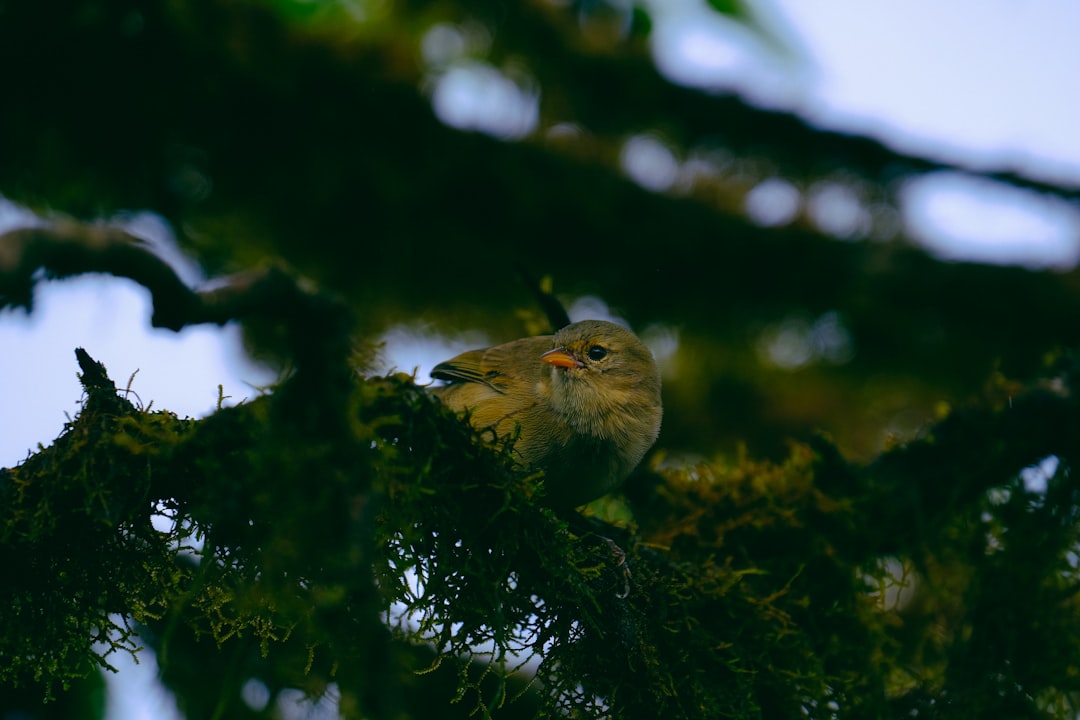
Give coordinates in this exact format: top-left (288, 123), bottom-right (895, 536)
top-left (540, 347), bottom-right (584, 369)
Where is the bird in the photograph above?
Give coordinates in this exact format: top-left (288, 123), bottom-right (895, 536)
top-left (430, 319), bottom-right (662, 507)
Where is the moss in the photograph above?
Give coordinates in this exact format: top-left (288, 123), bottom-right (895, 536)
top-left (5, 348), bottom-right (1080, 718)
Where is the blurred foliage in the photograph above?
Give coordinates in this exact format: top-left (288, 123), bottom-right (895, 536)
top-left (4, 0), bottom-right (1080, 717)
top-left (3, 0), bottom-right (1080, 462)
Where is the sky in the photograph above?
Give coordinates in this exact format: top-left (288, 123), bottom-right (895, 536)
top-left (773, 0), bottom-right (1080, 182)
top-left (3, 1), bottom-right (1079, 718)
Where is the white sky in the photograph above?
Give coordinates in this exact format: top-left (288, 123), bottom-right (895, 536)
top-left (776, 0), bottom-right (1080, 181)
top-left (2, 2), bottom-right (1079, 717)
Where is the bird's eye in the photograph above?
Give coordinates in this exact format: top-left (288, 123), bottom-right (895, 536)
top-left (586, 345), bottom-right (608, 361)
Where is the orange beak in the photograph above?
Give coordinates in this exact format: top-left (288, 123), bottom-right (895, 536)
top-left (540, 347), bottom-right (584, 369)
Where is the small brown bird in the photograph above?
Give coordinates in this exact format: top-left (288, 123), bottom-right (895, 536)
top-left (431, 319), bottom-right (662, 507)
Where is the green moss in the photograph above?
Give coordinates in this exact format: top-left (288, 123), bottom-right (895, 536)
top-left (6, 351), bottom-right (1080, 718)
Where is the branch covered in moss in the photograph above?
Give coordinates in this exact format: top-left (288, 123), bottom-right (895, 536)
top-left (7, 339), bottom-right (1080, 718)
top-left (6, 219), bottom-right (1080, 718)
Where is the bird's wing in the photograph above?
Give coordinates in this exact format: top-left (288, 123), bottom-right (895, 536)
top-left (431, 348), bottom-right (495, 387)
top-left (431, 335), bottom-right (565, 468)
top-left (431, 336), bottom-right (550, 393)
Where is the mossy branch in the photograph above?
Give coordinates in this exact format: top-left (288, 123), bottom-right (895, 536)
top-left (5, 221), bottom-right (1080, 717)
